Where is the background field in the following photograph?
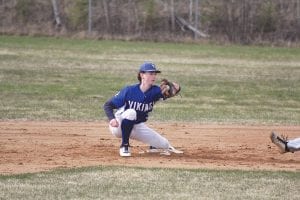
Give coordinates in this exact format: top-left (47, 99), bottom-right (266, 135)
top-left (0, 36), bottom-right (300, 199)
top-left (1, 35), bottom-right (300, 124)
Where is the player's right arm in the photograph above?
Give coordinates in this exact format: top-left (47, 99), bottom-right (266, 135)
top-left (103, 98), bottom-right (117, 121)
top-left (103, 86), bottom-right (128, 127)
top-left (103, 98), bottom-right (119, 127)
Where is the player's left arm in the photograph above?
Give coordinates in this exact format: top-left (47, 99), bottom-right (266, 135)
top-left (160, 79), bottom-right (181, 99)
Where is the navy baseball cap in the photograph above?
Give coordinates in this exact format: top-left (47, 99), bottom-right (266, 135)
top-left (139, 62), bottom-right (161, 73)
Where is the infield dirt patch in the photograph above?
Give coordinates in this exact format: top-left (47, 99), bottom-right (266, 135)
top-left (0, 121), bottom-right (299, 174)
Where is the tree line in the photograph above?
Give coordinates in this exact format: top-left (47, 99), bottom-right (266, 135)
top-left (1, 0), bottom-right (299, 45)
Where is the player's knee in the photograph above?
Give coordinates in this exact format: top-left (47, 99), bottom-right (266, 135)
top-left (109, 125), bottom-right (122, 138)
top-left (154, 137), bottom-right (169, 149)
top-left (121, 109), bottom-right (137, 121)
top-left (161, 138), bottom-right (170, 149)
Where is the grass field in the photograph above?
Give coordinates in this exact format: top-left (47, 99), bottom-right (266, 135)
top-left (1, 166), bottom-right (299, 200)
top-left (0, 36), bottom-right (300, 199)
top-left (0, 35), bottom-right (300, 124)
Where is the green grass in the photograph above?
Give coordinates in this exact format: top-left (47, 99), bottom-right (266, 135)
top-left (0, 166), bottom-right (299, 200)
top-left (0, 35), bottom-right (300, 123)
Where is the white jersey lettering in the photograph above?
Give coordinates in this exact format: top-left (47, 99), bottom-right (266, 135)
top-left (136, 102), bottom-right (142, 110)
top-left (128, 101), bottom-right (154, 112)
top-left (128, 101), bottom-right (134, 108)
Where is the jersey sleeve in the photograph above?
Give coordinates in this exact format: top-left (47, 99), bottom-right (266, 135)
top-left (153, 85), bottom-right (165, 101)
top-left (103, 98), bottom-right (117, 120)
top-left (110, 86), bottom-right (128, 108)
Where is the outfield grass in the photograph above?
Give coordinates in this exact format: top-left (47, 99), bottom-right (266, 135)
top-left (0, 35), bottom-right (300, 124)
top-left (0, 166), bottom-right (299, 200)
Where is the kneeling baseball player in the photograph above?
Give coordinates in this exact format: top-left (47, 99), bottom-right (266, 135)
top-left (103, 61), bottom-right (182, 157)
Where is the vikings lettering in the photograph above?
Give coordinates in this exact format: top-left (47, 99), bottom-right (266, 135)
top-left (128, 101), bottom-right (153, 112)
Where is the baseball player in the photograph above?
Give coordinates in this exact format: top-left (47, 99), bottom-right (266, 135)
top-left (103, 62), bottom-right (182, 157)
top-left (270, 131), bottom-right (300, 153)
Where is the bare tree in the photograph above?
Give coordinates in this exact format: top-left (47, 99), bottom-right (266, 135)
top-left (170, 0), bottom-right (175, 31)
top-left (88, 0), bottom-right (92, 34)
top-left (194, 0), bottom-right (199, 39)
top-left (51, 0), bottom-right (61, 29)
top-left (189, 0), bottom-right (193, 24)
top-left (128, 0), bottom-right (139, 34)
top-left (296, 0), bottom-right (300, 27)
top-left (102, 0), bottom-right (110, 32)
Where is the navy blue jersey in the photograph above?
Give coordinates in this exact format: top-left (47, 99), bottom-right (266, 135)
top-left (111, 83), bottom-right (163, 123)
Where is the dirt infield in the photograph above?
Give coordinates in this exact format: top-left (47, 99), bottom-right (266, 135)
top-left (0, 121), bottom-right (299, 175)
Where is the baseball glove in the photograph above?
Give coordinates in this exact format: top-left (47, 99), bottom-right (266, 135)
top-left (160, 78), bottom-right (181, 99)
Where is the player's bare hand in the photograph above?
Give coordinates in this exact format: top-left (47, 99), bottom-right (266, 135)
top-left (109, 119), bottom-right (119, 127)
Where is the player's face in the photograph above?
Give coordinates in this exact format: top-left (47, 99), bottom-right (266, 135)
top-left (141, 72), bottom-right (157, 85)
